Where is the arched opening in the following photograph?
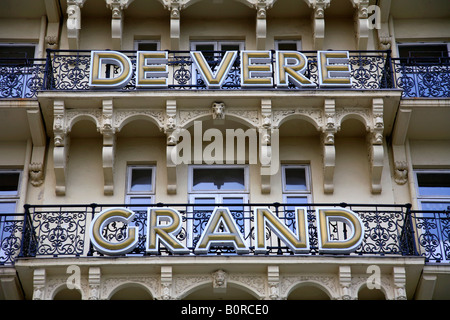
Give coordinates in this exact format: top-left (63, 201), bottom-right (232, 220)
top-left (53, 288), bottom-right (82, 300)
top-left (66, 119), bottom-right (103, 199)
top-left (181, 118), bottom-right (255, 166)
top-left (109, 284), bottom-right (153, 300)
top-left (182, 283), bottom-right (259, 300)
top-left (287, 284), bottom-right (331, 300)
top-left (334, 117), bottom-right (370, 195)
top-left (358, 285), bottom-right (386, 300)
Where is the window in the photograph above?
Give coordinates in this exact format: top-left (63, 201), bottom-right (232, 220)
top-left (398, 43), bottom-right (449, 61)
top-left (415, 170), bottom-right (450, 211)
top-left (134, 40), bottom-right (160, 51)
top-left (281, 165), bottom-right (311, 233)
top-left (414, 170), bottom-right (450, 263)
top-left (396, 43), bottom-right (449, 97)
top-left (275, 40), bottom-right (302, 51)
top-left (188, 165), bottom-right (249, 251)
top-left (0, 170), bottom-right (22, 214)
top-left (0, 44), bottom-right (36, 64)
top-left (282, 165), bottom-right (311, 204)
top-left (125, 166), bottom-right (155, 208)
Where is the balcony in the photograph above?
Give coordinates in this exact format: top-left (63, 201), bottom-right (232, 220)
top-left (0, 58), bottom-right (46, 99)
top-left (0, 202), bottom-right (447, 265)
top-left (0, 49), bottom-right (446, 99)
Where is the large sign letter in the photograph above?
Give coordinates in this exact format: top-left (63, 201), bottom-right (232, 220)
top-left (254, 207), bottom-right (309, 254)
top-left (195, 207), bottom-right (249, 254)
top-left (89, 51), bottom-right (132, 89)
top-left (136, 51), bottom-right (169, 88)
top-left (241, 51), bottom-right (273, 87)
top-left (190, 51), bottom-right (237, 89)
top-left (146, 208), bottom-right (189, 254)
top-left (317, 51), bottom-right (352, 87)
top-left (316, 208), bottom-right (364, 253)
top-left (275, 51), bottom-right (315, 88)
top-left (90, 207), bottom-right (139, 255)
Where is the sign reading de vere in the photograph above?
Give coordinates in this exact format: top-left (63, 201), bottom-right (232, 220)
top-left (89, 206), bottom-right (364, 256)
top-left (88, 50), bottom-right (353, 89)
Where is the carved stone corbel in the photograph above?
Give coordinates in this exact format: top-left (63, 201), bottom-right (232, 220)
top-left (53, 100), bottom-right (69, 196)
top-left (29, 163), bottom-right (44, 187)
top-left (162, 1), bottom-right (183, 50)
top-left (165, 100), bottom-right (178, 194)
top-left (106, 0), bottom-right (134, 50)
top-left (350, 0), bottom-right (370, 50)
top-left (160, 266), bottom-right (173, 300)
top-left (254, 0), bottom-right (275, 50)
top-left (393, 267), bottom-right (407, 300)
top-left (100, 100), bottom-right (116, 195)
top-left (88, 267), bottom-right (101, 300)
top-left (260, 99), bottom-right (273, 194)
top-left (32, 269), bottom-right (46, 300)
top-left (26, 107), bottom-right (47, 188)
top-left (304, 0), bottom-right (331, 50)
top-left (368, 98), bottom-right (384, 194)
top-left (339, 266), bottom-right (353, 300)
top-left (322, 99), bottom-right (336, 194)
top-left (392, 108), bottom-right (412, 185)
top-left (267, 266), bottom-right (280, 300)
top-left (67, 0), bottom-right (86, 49)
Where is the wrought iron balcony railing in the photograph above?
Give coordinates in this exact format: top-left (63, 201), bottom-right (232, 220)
top-left (392, 56), bottom-right (450, 98)
top-left (1, 50), bottom-right (449, 99)
top-left (0, 58), bottom-right (46, 98)
top-left (42, 49), bottom-right (394, 91)
top-left (3, 202), bottom-right (445, 265)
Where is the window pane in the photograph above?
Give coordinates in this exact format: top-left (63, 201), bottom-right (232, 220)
top-left (277, 42), bottom-right (298, 51)
top-left (421, 202), bottom-right (450, 211)
top-left (0, 172), bottom-right (20, 196)
top-left (417, 173), bottom-right (450, 196)
top-left (192, 168), bottom-right (245, 191)
top-left (0, 46), bottom-right (35, 65)
top-left (284, 168), bottom-right (307, 191)
top-left (220, 44), bottom-right (241, 52)
top-left (399, 45), bottom-right (448, 58)
top-left (0, 202), bottom-right (16, 214)
top-left (137, 42), bottom-right (158, 51)
top-left (130, 168), bottom-right (153, 192)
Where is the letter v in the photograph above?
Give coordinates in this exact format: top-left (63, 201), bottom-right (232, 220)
top-left (190, 51), bottom-right (238, 89)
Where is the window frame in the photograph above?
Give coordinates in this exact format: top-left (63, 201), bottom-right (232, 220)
top-left (125, 165), bottom-right (156, 205)
top-left (133, 40), bottom-right (161, 51)
top-left (0, 170), bottom-right (22, 214)
top-left (190, 41), bottom-right (245, 52)
top-left (281, 164), bottom-right (312, 204)
top-left (414, 169), bottom-right (450, 210)
top-left (275, 40), bottom-right (302, 51)
top-left (188, 164), bottom-right (249, 194)
top-left (397, 42), bottom-right (450, 59)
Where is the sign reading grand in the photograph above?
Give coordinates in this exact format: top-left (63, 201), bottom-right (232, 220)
top-left (89, 206), bottom-right (364, 256)
top-left (88, 50), bottom-right (352, 89)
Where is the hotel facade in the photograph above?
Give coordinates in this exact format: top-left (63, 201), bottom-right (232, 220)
top-left (0, 0), bottom-right (449, 300)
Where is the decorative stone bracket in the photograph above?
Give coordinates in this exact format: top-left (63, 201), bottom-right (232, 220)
top-left (350, 0), bottom-right (370, 50)
top-left (66, 0), bottom-right (86, 50)
top-left (165, 100), bottom-right (178, 194)
top-left (106, 0), bottom-right (135, 50)
top-left (304, 0), bottom-right (331, 50)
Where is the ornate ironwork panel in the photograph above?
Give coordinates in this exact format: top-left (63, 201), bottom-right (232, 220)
top-left (393, 57), bottom-right (450, 98)
top-left (411, 210), bottom-right (450, 263)
top-left (0, 214), bottom-right (25, 265)
top-left (17, 203), bottom-right (420, 261)
top-left (0, 59), bottom-right (46, 98)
